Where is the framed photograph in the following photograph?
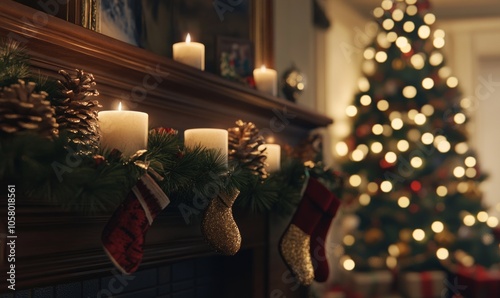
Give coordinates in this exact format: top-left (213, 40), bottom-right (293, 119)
top-left (216, 37), bottom-right (254, 85)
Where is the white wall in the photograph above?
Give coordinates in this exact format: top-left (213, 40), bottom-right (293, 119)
top-left (274, 0), bottom-right (316, 109)
top-left (439, 18), bottom-right (500, 217)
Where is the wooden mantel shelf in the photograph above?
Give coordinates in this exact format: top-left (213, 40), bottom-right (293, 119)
top-left (0, 1), bottom-right (332, 144)
top-left (0, 1), bottom-right (332, 294)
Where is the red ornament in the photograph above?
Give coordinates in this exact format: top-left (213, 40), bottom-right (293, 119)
top-left (93, 154), bottom-right (106, 166)
top-left (380, 159), bottom-right (393, 169)
top-left (410, 180), bottom-right (422, 192)
top-left (153, 127), bottom-right (178, 135)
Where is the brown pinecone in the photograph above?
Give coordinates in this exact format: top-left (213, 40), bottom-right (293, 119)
top-left (228, 120), bottom-right (268, 180)
top-left (0, 79), bottom-right (58, 138)
top-left (52, 69), bottom-right (101, 155)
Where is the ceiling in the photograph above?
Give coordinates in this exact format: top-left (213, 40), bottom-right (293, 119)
top-left (346, 0), bottom-right (500, 19)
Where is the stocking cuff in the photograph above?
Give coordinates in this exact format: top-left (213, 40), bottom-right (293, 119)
top-left (134, 173), bottom-right (170, 225)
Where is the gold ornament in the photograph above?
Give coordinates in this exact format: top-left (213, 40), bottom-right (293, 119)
top-left (52, 69), bottom-right (100, 155)
top-left (0, 79), bottom-right (58, 138)
top-left (201, 188), bottom-right (241, 255)
top-left (364, 227), bottom-right (384, 244)
top-left (228, 120), bottom-right (268, 180)
top-left (279, 224), bottom-right (314, 285)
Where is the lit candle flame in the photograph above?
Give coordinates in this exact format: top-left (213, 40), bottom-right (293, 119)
top-left (118, 102), bottom-right (122, 111)
top-left (186, 33), bottom-right (191, 43)
top-left (260, 65), bottom-right (266, 71)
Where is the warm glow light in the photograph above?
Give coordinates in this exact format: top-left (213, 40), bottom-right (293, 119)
top-left (424, 13), bottom-right (436, 25)
top-left (386, 256), bottom-right (397, 269)
top-left (457, 182), bottom-right (469, 193)
top-left (406, 5), bottom-right (418, 16)
top-left (403, 86), bottom-right (417, 98)
top-left (343, 235), bottom-right (355, 246)
top-left (360, 95), bottom-right (372, 106)
top-left (388, 244), bottom-right (400, 256)
top-left (401, 44), bottom-right (412, 54)
top-left (434, 29), bottom-right (446, 38)
top-left (371, 142), bottom-right (383, 153)
top-left (392, 9), bottom-right (404, 21)
top-left (367, 182), bottom-right (379, 193)
top-left (350, 174), bottom-right (362, 187)
top-left (406, 0), bottom-right (417, 5)
top-left (439, 66), bottom-right (452, 79)
top-left (381, 0), bottom-right (393, 10)
top-left (375, 51), bottom-right (388, 63)
top-left (437, 141), bottom-right (451, 153)
top-left (377, 100), bottom-right (389, 111)
top-left (455, 142), bottom-right (469, 154)
top-left (421, 132), bottom-right (434, 145)
top-left (383, 19), bottom-right (395, 30)
top-left (487, 216), bottom-right (499, 228)
top-left (358, 77), bottom-right (370, 91)
top-left (408, 109), bottom-right (418, 120)
top-left (359, 193), bottom-right (371, 206)
top-left (422, 77), bottom-right (434, 89)
top-left (343, 258), bottom-right (356, 271)
top-left (186, 33), bottom-right (191, 43)
top-left (464, 156), bottom-right (476, 168)
top-left (430, 52), bottom-right (444, 66)
top-left (391, 118), bottom-right (403, 130)
top-left (463, 215), bottom-right (476, 226)
top-left (397, 140), bottom-right (410, 152)
top-left (372, 124), bottom-right (384, 135)
top-left (396, 36), bottom-right (408, 48)
top-left (413, 229), bottom-right (425, 241)
top-left (466, 168), bottom-right (477, 178)
top-left (382, 125), bottom-right (393, 137)
top-left (387, 32), bottom-right (398, 42)
top-left (404, 21), bottom-right (415, 32)
top-left (346, 105), bottom-right (358, 117)
top-left (418, 25), bottom-right (431, 39)
top-left (411, 157), bottom-right (423, 168)
top-left (118, 101), bottom-right (122, 111)
top-left (398, 196), bottom-right (410, 208)
top-left (336, 142), bottom-right (348, 157)
top-left (352, 149), bottom-right (365, 161)
top-left (357, 144), bottom-right (369, 155)
top-left (436, 186), bottom-right (448, 197)
top-left (454, 166), bottom-right (466, 178)
top-left (380, 181), bottom-right (393, 192)
top-left (374, 7), bottom-right (384, 18)
top-left (437, 248), bottom-right (449, 260)
top-left (407, 129), bottom-right (421, 142)
top-left (389, 111), bottom-right (402, 120)
top-left (432, 221), bottom-right (444, 233)
top-left (461, 98), bottom-right (472, 109)
top-left (411, 54), bottom-right (425, 69)
top-left (477, 211), bottom-right (489, 223)
top-left (421, 104), bottom-right (434, 116)
top-left (434, 37), bottom-right (445, 49)
top-left (377, 32), bottom-right (391, 48)
top-left (385, 151), bottom-right (397, 163)
top-left (364, 48), bottom-right (376, 60)
top-left (414, 113), bottom-right (426, 125)
top-left (454, 113), bottom-right (466, 124)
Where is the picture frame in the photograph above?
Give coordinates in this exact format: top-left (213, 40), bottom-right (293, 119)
top-left (216, 36), bottom-right (255, 86)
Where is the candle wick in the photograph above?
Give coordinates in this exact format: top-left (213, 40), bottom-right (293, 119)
top-left (186, 33), bottom-right (191, 43)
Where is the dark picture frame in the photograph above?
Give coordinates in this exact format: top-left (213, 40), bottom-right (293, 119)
top-left (216, 36), bottom-right (254, 85)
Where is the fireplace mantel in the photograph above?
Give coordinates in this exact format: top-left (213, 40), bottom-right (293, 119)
top-left (0, 1), bottom-right (332, 296)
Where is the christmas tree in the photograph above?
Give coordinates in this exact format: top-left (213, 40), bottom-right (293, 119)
top-left (337, 0), bottom-right (500, 273)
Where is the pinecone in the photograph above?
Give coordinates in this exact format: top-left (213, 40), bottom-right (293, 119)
top-left (228, 120), bottom-right (268, 180)
top-left (52, 69), bottom-right (101, 155)
top-left (0, 79), bottom-right (58, 138)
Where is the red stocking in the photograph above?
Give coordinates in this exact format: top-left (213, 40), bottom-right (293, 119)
top-left (101, 173), bottom-right (170, 274)
top-left (279, 177), bottom-right (335, 285)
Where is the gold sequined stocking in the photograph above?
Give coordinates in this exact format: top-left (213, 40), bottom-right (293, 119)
top-left (201, 188), bottom-right (241, 255)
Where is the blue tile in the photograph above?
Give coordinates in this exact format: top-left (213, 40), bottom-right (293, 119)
top-left (82, 279), bottom-right (99, 298)
top-left (33, 286), bottom-right (53, 298)
top-left (56, 282), bottom-right (81, 298)
top-left (172, 260), bottom-right (194, 281)
top-left (158, 266), bottom-right (171, 284)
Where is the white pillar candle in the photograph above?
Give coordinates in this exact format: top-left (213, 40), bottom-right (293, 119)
top-left (253, 65), bottom-right (277, 96)
top-left (184, 128), bottom-right (228, 167)
top-left (173, 33), bottom-right (205, 70)
top-left (259, 144), bottom-right (281, 173)
top-left (99, 102), bottom-right (148, 157)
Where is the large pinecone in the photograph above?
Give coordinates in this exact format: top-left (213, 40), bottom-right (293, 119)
top-left (52, 69), bottom-right (101, 155)
top-left (228, 120), bottom-right (268, 180)
top-left (0, 79), bottom-right (58, 138)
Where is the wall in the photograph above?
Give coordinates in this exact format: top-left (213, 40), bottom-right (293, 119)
top-left (439, 18), bottom-right (500, 217)
top-left (274, 0), bottom-right (316, 110)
